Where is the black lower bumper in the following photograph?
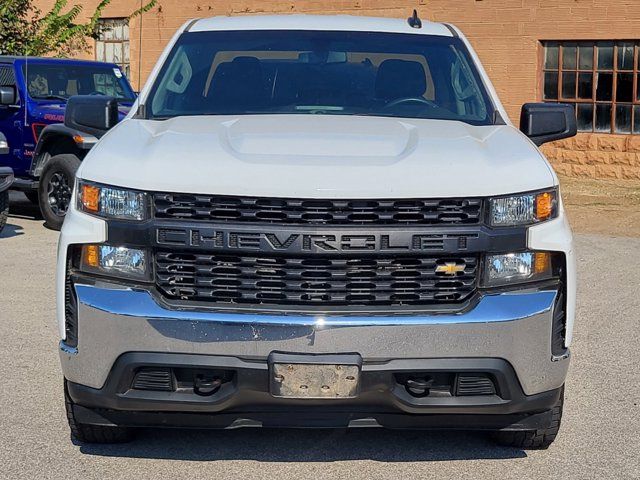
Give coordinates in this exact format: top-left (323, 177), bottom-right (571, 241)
top-left (67, 352), bottom-right (562, 432)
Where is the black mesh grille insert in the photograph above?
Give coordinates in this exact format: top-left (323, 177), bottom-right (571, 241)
top-left (0, 66), bottom-right (16, 87)
top-left (155, 251), bottom-right (478, 308)
top-left (153, 194), bottom-right (483, 226)
top-left (132, 368), bottom-right (174, 391)
top-left (64, 261), bottom-right (78, 348)
top-left (455, 375), bottom-right (497, 396)
top-left (551, 288), bottom-right (567, 357)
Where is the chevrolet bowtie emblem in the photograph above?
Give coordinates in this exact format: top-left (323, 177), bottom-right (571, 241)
top-left (435, 262), bottom-right (465, 275)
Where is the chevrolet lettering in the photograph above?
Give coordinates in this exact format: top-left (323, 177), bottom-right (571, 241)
top-left (154, 227), bottom-right (487, 253)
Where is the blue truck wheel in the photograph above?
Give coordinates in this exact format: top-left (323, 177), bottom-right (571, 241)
top-left (38, 154), bottom-right (81, 231)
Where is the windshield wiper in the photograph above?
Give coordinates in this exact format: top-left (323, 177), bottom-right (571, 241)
top-left (32, 95), bottom-right (68, 102)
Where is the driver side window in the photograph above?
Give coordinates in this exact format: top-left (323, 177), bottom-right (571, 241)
top-left (151, 48), bottom-right (195, 115)
top-left (449, 55), bottom-right (488, 119)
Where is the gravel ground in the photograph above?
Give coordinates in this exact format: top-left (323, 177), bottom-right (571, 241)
top-left (0, 192), bottom-right (638, 480)
top-left (560, 176), bottom-right (640, 238)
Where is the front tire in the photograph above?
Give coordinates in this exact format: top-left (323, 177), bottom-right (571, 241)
top-left (39, 154), bottom-right (81, 231)
top-left (492, 386), bottom-right (564, 449)
top-left (64, 381), bottom-right (133, 444)
top-left (0, 190), bottom-right (8, 233)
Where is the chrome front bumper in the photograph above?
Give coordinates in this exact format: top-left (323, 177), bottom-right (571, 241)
top-left (60, 281), bottom-right (570, 396)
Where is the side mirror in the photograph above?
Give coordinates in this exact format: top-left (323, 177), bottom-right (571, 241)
top-left (0, 86), bottom-right (16, 106)
top-left (64, 95), bottom-right (119, 138)
top-left (520, 103), bottom-right (577, 146)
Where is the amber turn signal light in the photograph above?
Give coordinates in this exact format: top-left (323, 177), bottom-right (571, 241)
top-left (80, 184), bottom-right (100, 213)
top-left (82, 244), bottom-right (100, 268)
top-left (535, 191), bottom-right (555, 221)
top-left (533, 251), bottom-right (551, 275)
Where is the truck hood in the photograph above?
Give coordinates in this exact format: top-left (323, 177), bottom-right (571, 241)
top-left (78, 115), bottom-right (556, 198)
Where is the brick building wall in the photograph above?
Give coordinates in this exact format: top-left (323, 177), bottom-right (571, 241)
top-left (32, 0), bottom-right (640, 179)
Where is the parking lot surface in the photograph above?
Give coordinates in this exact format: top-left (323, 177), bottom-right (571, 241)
top-left (0, 192), bottom-right (638, 480)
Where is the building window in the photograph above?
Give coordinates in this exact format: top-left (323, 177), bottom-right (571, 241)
top-left (542, 41), bottom-right (640, 134)
top-left (95, 18), bottom-right (130, 78)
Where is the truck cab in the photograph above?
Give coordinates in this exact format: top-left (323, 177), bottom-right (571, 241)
top-left (0, 57), bottom-right (135, 228)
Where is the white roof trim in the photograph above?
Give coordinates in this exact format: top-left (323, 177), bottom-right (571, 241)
top-left (189, 14), bottom-right (453, 37)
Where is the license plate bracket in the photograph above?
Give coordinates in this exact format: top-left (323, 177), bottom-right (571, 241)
top-left (268, 353), bottom-right (362, 399)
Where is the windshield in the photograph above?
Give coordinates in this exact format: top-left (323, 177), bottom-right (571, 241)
top-left (23, 63), bottom-right (136, 102)
top-left (147, 30), bottom-right (495, 124)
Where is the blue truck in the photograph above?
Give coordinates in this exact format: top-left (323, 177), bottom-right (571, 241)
top-left (0, 56), bottom-right (136, 229)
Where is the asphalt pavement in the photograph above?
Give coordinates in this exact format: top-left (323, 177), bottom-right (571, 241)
top-left (0, 192), bottom-right (638, 480)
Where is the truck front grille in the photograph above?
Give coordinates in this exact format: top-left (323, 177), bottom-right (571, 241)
top-left (155, 251), bottom-right (478, 308)
top-left (153, 194), bottom-right (483, 226)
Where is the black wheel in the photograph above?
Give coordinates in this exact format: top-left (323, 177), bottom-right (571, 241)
top-left (0, 190), bottom-right (8, 233)
top-left (24, 190), bottom-right (39, 205)
top-left (492, 386), bottom-right (564, 449)
top-left (64, 380), bottom-right (133, 444)
top-left (39, 154), bottom-right (81, 231)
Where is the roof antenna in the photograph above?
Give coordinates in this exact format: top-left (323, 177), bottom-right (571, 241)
top-left (24, 54), bottom-right (29, 127)
top-left (408, 9), bottom-right (422, 29)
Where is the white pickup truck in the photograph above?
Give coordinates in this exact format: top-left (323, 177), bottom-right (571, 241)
top-left (57, 13), bottom-right (577, 448)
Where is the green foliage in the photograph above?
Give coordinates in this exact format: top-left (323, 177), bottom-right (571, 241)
top-left (0, 0), bottom-right (39, 55)
top-left (0, 0), bottom-right (157, 57)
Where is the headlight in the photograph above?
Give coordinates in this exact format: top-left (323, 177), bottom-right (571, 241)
top-left (80, 244), bottom-right (150, 281)
top-left (482, 251), bottom-right (553, 287)
top-left (77, 181), bottom-right (147, 221)
top-left (490, 188), bottom-right (558, 227)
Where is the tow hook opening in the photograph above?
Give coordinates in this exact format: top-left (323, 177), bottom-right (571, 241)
top-left (131, 367), bottom-right (234, 397)
top-left (404, 377), bottom-right (435, 397)
top-left (194, 374), bottom-right (223, 397)
top-left (395, 372), bottom-right (498, 398)
top-left (396, 373), bottom-right (454, 398)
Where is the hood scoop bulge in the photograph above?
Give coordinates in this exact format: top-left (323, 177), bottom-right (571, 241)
top-left (221, 116), bottom-right (418, 159)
